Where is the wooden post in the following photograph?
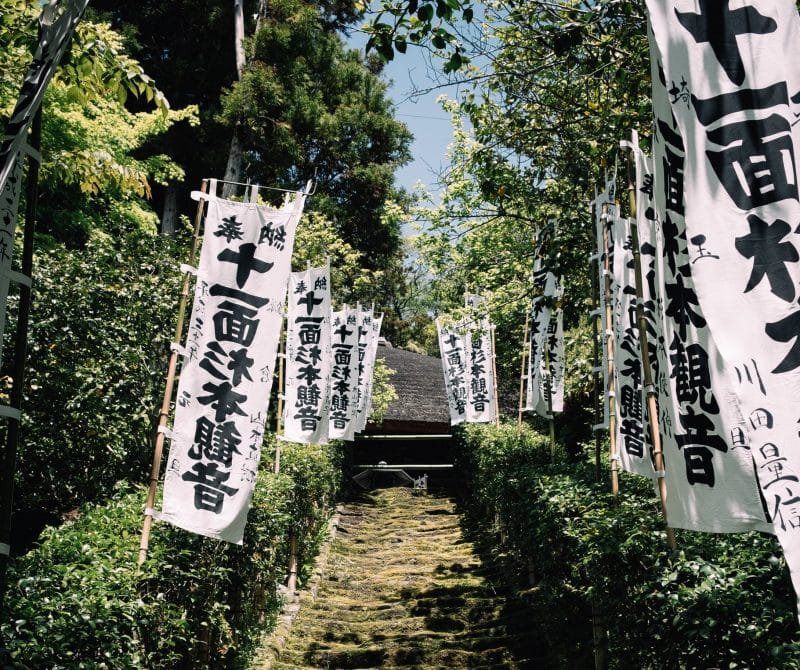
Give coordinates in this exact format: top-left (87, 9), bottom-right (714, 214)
top-left (138, 179), bottom-right (209, 565)
top-left (625, 132), bottom-right (677, 550)
top-left (517, 313), bottom-right (530, 434)
top-left (602, 203), bottom-right (619, 497)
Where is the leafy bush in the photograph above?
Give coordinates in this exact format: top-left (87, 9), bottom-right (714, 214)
top-left (0, 226), bottom-right (185, 516)
top-left (1, 441), bottom-right (344, 669)
top-left (456, 423), bottom-right (800, 669)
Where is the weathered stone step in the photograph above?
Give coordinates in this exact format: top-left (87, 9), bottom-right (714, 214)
top-left (249, 487), bottom-right (551, 670)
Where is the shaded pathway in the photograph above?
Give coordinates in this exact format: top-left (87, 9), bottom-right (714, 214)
top-left (252, 487), bottom-right (551, 669)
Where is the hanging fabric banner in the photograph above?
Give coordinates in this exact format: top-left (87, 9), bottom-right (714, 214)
top-left (630, 136), bottom-right (671, 461)
top-left (646, 25), bottom-right (771, 535)
top-left (282, 263), bottom-right (331, 445)
top-left (544, 278), bottom-right (565, 416)
top-left (590, 179), bottom-right (616, 429)
top-left (0, 0), bottom-right (88, 374)
top-left (611, 209), bottom-right (652, 478)
top-left (161, 185), bottom-right (306, 544)
top-left (437, 318), bottom-right (468, 425)
top-left (0, 0), bottom-right (89, 191)
top-left (355, 312), bottom-right (384, 433)
top-left (328, 307), bottom-right (360, 440)
top-left (0, 155), bottom-right (24, 372)
top-left (647, 0), bottom-right (800, 599)
top-left (525, 261), bottom-right (554, 413)
top-left (465, 295), bottom-right (497, 424)
top-left (353, 307), bottom-right (374, 431)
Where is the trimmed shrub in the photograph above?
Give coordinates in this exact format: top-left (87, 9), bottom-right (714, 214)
top-left (1, 440), bottom-right (344, 669)
top-left (456, 422), bottom-right (800, 669)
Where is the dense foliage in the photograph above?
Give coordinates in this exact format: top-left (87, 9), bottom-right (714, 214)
top-left (1, 440), bottom-right (345, 669)
top-left (456, 423), bottom-right (800, 669)
top-left (1, 226), bottom-right (183, 515)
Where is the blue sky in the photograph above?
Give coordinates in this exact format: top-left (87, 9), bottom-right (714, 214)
top-left (347, 28), bottom-right (460, 196)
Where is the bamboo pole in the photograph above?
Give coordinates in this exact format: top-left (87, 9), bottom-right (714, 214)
top-left (602, 203), bottom-right (619, 497)
top-left (624, 132), bottom-right (677, 550)
top-left (543, 333), bottom-right (556, 463)
top-left (286, 534), bottom-right (299, 595)
top-left (491, 323), bottom-right (500, 428)
top-left (138, 179), bottom-right (209, 565)
top-left (590, 212), bottom-right (602, 483)
top-left (274, 319), bottom-right (286, 475)
top-left (517, 313), bottom-right (530, 434)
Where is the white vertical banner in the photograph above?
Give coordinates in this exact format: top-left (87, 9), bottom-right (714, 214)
top-left (437, 318), bottom-right (468, 425)
top-left (328, 307), bottom-right (360, 441)
top-left (525, 261), bottom-right (554, 412)
top-left (545, 279), bottom-right (565, 416)
top-left (465, 295), bottom-right (497, 424)
top-left (611, 210), bottom-right (651, 478)
top-left (0, 0), bottom-right (89, 191)
top-left (161, 186), bottom-right (306, 544)
top-left (646, 0), bottom-right (800, 600)
top-left (591, 180), bottom-right (616, 429)
top-left (0, 154), bottom-right (24, 372)
top-left (647, 28), bottom-right (771, 535)
top-left (631, 137), bottom-right (672, 466)
top-left (353, 307), bottom-right (374, 430)
top-left (282, 263), bottom-right (331, 445)
top-left (355, 312), bottom-right (383, 433)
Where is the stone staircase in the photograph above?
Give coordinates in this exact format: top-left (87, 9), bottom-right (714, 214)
top-left (250, 486), bottom-right (552, 669)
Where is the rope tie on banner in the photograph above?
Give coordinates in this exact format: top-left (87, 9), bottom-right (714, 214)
top-left (144, 507), bottom-right (162, 520)
top-left (157, 425), bottom-right (173, 439)
top-left (654, 470), bottom-right (666, 479)
top-left (6, 270), bottom-right (31, 287)
top-left (0, 406), bottom-right (21, 421)
top-left (179, 263), bottom-right (198, 276)
top-left (170, 343), bottom-right (188, 359)
top-left (592, 423), bottom-right (607, 433)
top-left (22, 142), bottom-right (42, 164)
top-left (0, 543), bottom-right (9, 557)
top-left (644, 383), bottom-right (657, 396)
top-left (610, 454), bottom-right (620, 462)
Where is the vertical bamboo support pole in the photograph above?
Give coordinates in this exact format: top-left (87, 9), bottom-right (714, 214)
top-left (491, 323), bottom-right (500, 428)
top-left (625, 134), bottom-right (677, 550)
top-left (602, 203), bottom-right (619, 496)
top-left (274, 320), bottom-right (286, 475)
top-left (287, 534), bottom-right (299, 594)
top-left (544, 336), bottom-right (556, 462)
top-left (517, 313), bottom-right (530, 434)
top-left (138, 179), bottom-right (209, 565)
top-left (591, 214), bottom-right (602, 483)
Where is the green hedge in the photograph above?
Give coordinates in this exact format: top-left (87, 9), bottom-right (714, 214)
top-left (456, 423), bottom-right (800, 669)
top-left (1, 440), bottom-right (344, 669)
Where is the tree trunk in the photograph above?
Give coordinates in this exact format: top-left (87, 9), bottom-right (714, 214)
top-left (233, 0), bottom-right (245, 79)
top-left (223, 0), bottom-right (247, 199)
top-left (222, 128), bottom-right (244, 199)
top-left (160, 182), bottom-right (179, 236)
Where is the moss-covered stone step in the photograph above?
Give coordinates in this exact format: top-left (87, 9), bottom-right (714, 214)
top-left (252, 487), bottom-right (551, 669)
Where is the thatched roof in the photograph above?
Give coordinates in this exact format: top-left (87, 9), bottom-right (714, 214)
top-left (365, 340), bottom-right (450, 435)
